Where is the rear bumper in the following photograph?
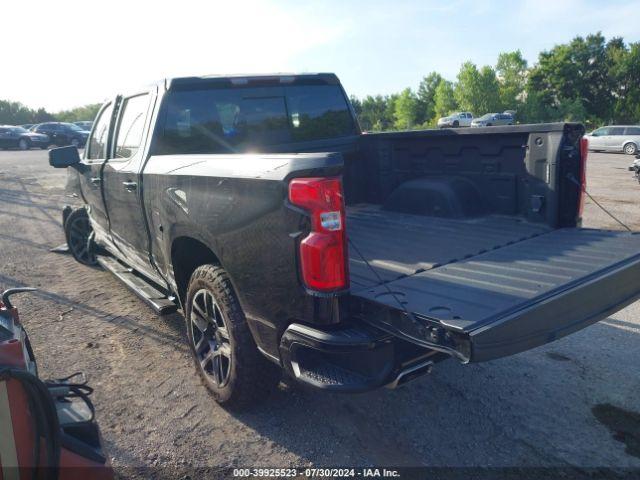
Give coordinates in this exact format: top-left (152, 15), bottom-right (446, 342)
top-left (279, 322), bottom-right (443, 392)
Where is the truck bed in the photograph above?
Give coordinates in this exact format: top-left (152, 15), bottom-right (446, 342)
top-left (347, 204), bottom-right (551, 290)
top-left (348, 204), bottom-right (640, 339)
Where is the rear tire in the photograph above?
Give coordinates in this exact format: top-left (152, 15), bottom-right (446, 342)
top-left (18, 138), bottom-right (29, 150)
top-left (624, 142), bottom-right (637, 155)
top-left (185, 264), bottom-right (279, 409)
top-left (64, 208), bottom-right (97, 266)
top-left (453, 120), bottom-right (459, 127)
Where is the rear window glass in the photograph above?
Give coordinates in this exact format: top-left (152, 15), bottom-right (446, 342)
top-left (625, 127), bottom-right (640, 135)
top-left (154, 85), bottom-right (356, 155)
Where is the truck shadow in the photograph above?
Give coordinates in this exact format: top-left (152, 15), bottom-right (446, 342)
top-left (228, 316), bottom-right (640, 467)
top-left (0, 272), bottom-right (187, 353)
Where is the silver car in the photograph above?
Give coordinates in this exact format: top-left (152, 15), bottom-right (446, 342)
top-left (585, 125), bottom-right (640, 155)
top-left (470, 112), bottom-right (514, 127)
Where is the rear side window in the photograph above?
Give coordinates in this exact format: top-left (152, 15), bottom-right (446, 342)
top-left (286, 85), bottom-right (357, 142)
top-left (114, 94), bottom-right (149, 159)
top-left (155, 84), bottom-right (356, 155)
top-left (625, 127), bottom-right (640, 135)
top-left (87, 104), bottom-right (113, 160)
top-left (610, 127), bottom-right (625, 135)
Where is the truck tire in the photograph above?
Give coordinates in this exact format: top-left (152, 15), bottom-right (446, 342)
top-left (185, 264), bottom-right (279, 408)
top-left (64, 208), bottom-right (97, 266)
top-left (453, 120), bottom-right (459, 127)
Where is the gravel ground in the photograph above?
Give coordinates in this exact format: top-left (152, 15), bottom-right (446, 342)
top-left (0, 149), bottom-right (639, 478)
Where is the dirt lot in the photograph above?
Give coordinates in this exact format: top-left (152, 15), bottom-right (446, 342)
top-left (0, 149), bottom-right (639, 478)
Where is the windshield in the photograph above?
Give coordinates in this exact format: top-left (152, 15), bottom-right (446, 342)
top-left (155, 84), bottom-right (357, 154)
top-left (478, 114), bottom-right (494, 120)
top-left (10, 127), bottom-right (28, 133)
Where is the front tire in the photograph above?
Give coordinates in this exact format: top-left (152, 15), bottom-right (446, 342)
top-left (452, 120), bottom-right (459, 127)
top-left (64, 208), bottom-right (97, 266)
top-left (624, 142), bottom-right (638, 155)
top-left (185, 264), bottom-right (279, 408)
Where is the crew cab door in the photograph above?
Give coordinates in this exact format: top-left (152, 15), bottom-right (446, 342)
top-left (101, 90), bottom-right (157, 280)
top-left (77, 102), bottom-right (115, 239)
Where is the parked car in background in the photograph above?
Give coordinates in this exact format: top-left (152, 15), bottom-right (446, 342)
top-left (437, 112), bottom-right (473, 128)
top-left (0, 125), bottom-right (49, 150)
top-left (20, 123), bottom-right (34, 130)
top-left (74, 120), bottom-right (93, 131)
top-left (31, 122), bottom-right (89, 148)
top-left (471, 112), bottom-right (514, 127)
top-left (585, 125), bottom-right (640, 155)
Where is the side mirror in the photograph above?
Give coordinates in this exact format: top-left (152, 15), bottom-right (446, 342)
top-left (49, 146), bottom-right (81, 168)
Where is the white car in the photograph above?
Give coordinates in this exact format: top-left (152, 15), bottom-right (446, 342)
top-left (585, 125), bottom-right (640, 155)
top-left (437, 112), bottom-right (473, 128)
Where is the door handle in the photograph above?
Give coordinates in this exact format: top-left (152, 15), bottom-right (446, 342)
top-left (122, 181), bottom-right (138, 192)
top-left (90, 177), bottom-right (101, 186)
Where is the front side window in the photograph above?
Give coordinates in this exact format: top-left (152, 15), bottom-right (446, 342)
top-left (592, 127), bottom-right (610, 136)
top-left (64, 123), bottom-right (84, 132)
top-left (114, 94), bottom-right (149, 159)
top-left (87, 104), bottom-right (113, 160)
top-left (155, 84), bottom-right (356, 155)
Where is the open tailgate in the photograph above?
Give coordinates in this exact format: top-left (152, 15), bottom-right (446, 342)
top-left (351, 229), bottom-right (640, 362)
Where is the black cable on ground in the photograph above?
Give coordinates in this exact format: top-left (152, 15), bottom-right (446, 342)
top-left (0, 368), bottom-right (61, 480)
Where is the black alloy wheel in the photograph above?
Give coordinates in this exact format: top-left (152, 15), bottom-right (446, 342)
top-left (190, 288), bottom-right (232, 387)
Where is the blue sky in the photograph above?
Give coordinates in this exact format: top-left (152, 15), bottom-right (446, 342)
top-left (2, 0), bottom-right (639, 110)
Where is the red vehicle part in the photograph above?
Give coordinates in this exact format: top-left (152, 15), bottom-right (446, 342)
top-left (0, 290), bottom-right (113, 480)
top-left (288, 176), bottom-right (349, 292)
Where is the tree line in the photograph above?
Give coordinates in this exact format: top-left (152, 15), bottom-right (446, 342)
top-left (0, 100), bottom-right (101, 125)
top-left (350, 33), bottom-right (640, 131)
top-left (2, 32), bottom-right (638, 131)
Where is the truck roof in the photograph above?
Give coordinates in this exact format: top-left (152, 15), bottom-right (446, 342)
top-left (163, 72), bottom-right (340, 90)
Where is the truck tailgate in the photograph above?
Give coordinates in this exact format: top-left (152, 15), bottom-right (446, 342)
top-left (351, 228), bottom-right (640, 362)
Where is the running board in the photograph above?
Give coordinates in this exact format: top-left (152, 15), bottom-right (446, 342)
top-left (96, 256), bottom-right (177, 315)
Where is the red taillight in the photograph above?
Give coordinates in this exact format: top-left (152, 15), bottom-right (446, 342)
top-left (578, 136), bottom-right (589, 218)
top-left (289, 177), bottom-right (348, 292)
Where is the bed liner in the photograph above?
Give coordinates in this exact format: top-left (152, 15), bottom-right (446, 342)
top-left (347, 204), bottom-right (640, 336)
top-left (347, 204), bottom-right (551, 290)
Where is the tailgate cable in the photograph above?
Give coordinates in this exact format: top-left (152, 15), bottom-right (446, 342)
top-left (348, 238), bottom-right (467, 361)
top-left (566, 174), bottom-right (633, 232)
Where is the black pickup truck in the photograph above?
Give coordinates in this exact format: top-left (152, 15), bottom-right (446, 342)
top-left (50, 73), bottom-right (640, 408)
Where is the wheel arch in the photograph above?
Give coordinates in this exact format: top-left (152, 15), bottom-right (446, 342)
top-left (623, 141), bottom-right (638, 154)
top-left (170, 236), bottom-right (222, 305)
